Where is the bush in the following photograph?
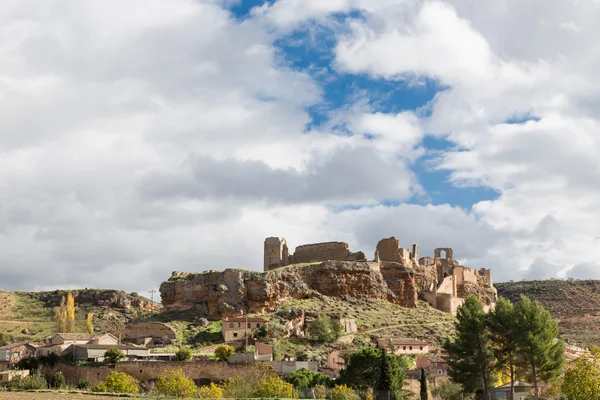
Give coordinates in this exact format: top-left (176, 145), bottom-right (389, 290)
top-left (309, 315), bottom-right (334, 343)
top-left (8, 372), bottom-right (48, 390)
top-left (104, 348), bottom-right (126, 363)
top-left (198, 382), bottom-right (224, 399)
top-left (92, 371), bottom-right (139, 394)
top-left (329, 384), bottom-right (359, 400)
top-left (221, 376), bottom-right (255, 399)
top-left (314, 385), bottom-right (328, 399)
top-left (154, 368), bottom-right (197, 398)
top-left (175, 346), bottom-right (193, 361)
top-left (255, 376), bottom-right (297, 399)
top-left (51, 372), bottom-right (66, 389)
top-left (214, 344), bottom-right (235, 361)
top-left (288, 368), bottom-right (333, 389)
top-left (77, 380), bottom-right (92, 390)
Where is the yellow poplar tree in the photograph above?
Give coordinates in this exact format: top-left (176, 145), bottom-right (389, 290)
top-left (54, 296), bottom-right (67, 332)
top-left (66, 292), bottom-right (75, 333)
top-left (86, 313), bottom-right (94, 334)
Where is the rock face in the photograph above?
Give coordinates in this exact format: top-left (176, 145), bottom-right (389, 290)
top-left (160, 261), bottom-right (438, 318)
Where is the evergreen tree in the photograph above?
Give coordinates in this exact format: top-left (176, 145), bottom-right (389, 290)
top-left (376, 347), bottom-right (392, 392)
top-left (444, 296), bottom-right (495, 395)
top-left (489, 297), bottom-right (520, 400)
top-left (514, 295), bottom-right (565, 400)
top-left (420, 367), bottom-right (428, 400)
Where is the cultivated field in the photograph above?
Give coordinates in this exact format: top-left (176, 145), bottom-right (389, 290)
top-left (0, 392), bottom-right (139, 399)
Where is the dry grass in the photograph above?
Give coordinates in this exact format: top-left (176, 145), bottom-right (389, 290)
top-left (0, 392), bottom-right (139, 399)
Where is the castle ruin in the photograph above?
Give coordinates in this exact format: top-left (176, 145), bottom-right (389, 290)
top-left (264, 236), bottom-right (495, 315)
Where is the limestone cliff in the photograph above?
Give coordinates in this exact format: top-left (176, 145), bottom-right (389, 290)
top-left (160, 261), bottom-right (439, 318)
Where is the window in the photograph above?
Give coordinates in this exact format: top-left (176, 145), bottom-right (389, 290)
top-left (248, 323), bottom-right (251, 328)
top-left (420, 347), bottom-right (423, 350)
top-left (238, 323), bottom-right (241, 327)
top-left (403, 346), bottom-right (406, 351)
top-left (233, 333), bottom-right (238, 338)
top-left (12, 352), bottom-right (19, 359)
top-left (229, 323), bottom-right (234, 328)
top-left (409, 346), bottom-right (413, 350)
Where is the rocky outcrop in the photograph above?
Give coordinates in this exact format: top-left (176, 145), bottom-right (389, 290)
top-left (160, 261), bottom-right (438, 318)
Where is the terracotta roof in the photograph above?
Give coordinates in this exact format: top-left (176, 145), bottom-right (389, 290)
top-left (222, 317), bottom-right (269, 323)
top-left (55, 333), bottom-right (97, 341)
top-left (0, 341), bottom-right (34, 350)
top-left (74, 344), bottom-right (148, 351)
top-left (378, 338), bottom-right (428, 346)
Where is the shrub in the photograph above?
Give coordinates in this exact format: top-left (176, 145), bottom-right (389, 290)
top-left (214, 344), bottom-right (235, 361)
top-left (51, 371), bottom-right (66, 389)
top-left (175, 346), bottom-right (193, 361)
top-left (288, 368), bottom-right (333, 389)
top-left (314, 385), bottom-right (328, 399)
top-left (8, 372), bottom-right (48, 390)
top-left (329, 384), bottom-right (358, 400)
top-left (155, 368), bottom-right (197, 398)
top-left (92, 371), bottom-right (139, 394)
top-left (221, 376), bottom-right (255, 399)
top-left (309, 315), bottom-right (334, 343)
top-left (255, 376), bottom-right (297, 399)
top-left (198, 382), bottom-right (224, 399)
top-left (77, 380), bottom-right (92, 390)
top-left (104, 348), bottom-right (126, 363)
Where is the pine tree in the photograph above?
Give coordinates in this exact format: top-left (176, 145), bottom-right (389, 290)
top-left (65, 292), bottom-right (75, 333)
top-left (514, 295), bottom-right (565, 400)
top-left (86, 313), bottom-right (94, 334)
top-left (420, 367), bottom-right (428, 400)
top-left (489, 297), bottom-right (520, 400)
top-left (444, 296), bottom-right (495, 395)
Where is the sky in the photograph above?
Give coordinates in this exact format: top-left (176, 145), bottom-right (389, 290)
top-left (2, 0), bottom-right (600, 295)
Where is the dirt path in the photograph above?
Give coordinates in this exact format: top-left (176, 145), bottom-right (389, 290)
top-left (364, 320), bottom-right (454, 334)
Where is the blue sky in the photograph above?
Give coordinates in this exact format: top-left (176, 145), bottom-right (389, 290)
top-left (2, 0), bottom-right (600, 292)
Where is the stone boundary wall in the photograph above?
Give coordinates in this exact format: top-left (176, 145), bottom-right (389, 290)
top-left (45, 360), bottom-right (252, 386)
top-left (289, 242), bottom-right (365, 264)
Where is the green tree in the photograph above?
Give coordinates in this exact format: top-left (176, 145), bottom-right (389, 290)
top-left (104, 347), bottom-right (126, 363)
top-left (93, 371), bottom-right (139, 394)
top-left (332, 320), bottom-right (344, 340)
top-left (175, 346), bottom-right (193, 361)
top-left (444, 296), bottom-right (495, 395)
top-left (514, 295), bottom-right (565, 400)
top-left (376, 347), bottom-right (392, 392)
top-left (155, 368), bottom-right (197, 398)
top-left (254, 376), bottom-right (297, 398)
top-left (420, 367), bottom-right (428, 400)
top-left (309, 315), bottom-right (334, 343)
top-left (338, 347), bottom-right (408, 396)
top-left (287, 368), bottom-right (333, 389)
top-left (214, 344), bottom-right (235, 361)
top-left (562, 355), bottom-right (600, 400)
top-left (489, 296), bottom-right (520, 400)
top-left (430, 380), bottom-right (464, 400)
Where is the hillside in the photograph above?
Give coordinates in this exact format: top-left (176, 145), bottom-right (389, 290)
top-left (496, 279), bottom-right (600, 347)
top-left (0, 289), bottom-right (159, 343)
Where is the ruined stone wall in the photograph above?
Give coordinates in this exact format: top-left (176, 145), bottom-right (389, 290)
top-left (288, 242), bottom-right (365, 264)
top-left (376, 237), bottom-right (402, 262)
top-left (264, 237), bottom-right (288, 271)
top-left (479, 269), bottom-right (493, 286)
top-left (437, 276), bottom-right (455, 296)
top-left (436, 294), bottom-right (465, 315)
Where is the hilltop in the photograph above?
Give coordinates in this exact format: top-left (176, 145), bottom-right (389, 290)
top-left (496, 279), bottom-right (600, 347)
top-left (0, 289), bottom-right (158, 343)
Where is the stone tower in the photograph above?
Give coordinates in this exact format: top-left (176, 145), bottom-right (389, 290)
top-left (264, 237), bottom-right (289, 271)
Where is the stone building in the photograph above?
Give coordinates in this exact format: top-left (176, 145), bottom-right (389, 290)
top-left (221, 316), bottom-right (269, 342)
top-left (377, 338), bottom-right (429, 355)
top-left (0, 342), bottom-right (36, 370)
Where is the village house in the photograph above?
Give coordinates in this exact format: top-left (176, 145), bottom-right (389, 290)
top-left (377, 338), bottom-right (429, 355)
top-left (0, 342), bottom-right (36, 370)
top-left (489, 381), bottom-right (534, 400)
top-left (73, 344), bottom-right (151, 362)
top-left (227, 342), bottom-right (273, 364)
top-left (222, 317), bottom-right (269, 342)
top-left (327, 349), bottom-right (354, 377)
top-left (333, 318), bottom-right (357, 334)
top-left (36, 333), bottom-right (119, 357)
top-left (415, 354), bottom-right (450, 377)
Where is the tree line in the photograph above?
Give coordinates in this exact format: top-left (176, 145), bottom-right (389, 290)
top-left (444, 295), bottom-right (565, 400)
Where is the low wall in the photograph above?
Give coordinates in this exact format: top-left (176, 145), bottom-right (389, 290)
top-left (45, 360), bottom-right (253, 386)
